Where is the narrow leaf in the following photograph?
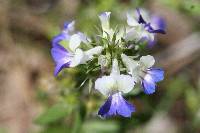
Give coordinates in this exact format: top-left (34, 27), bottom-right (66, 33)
top-left (35, 102), bottom-right (73, 125)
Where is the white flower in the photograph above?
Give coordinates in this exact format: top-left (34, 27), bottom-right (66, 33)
top-left (51, 33), bottom-right (103, 76)
top-left (95, 59), bottom-right (135, 96)
top-left (121, 54), bottom-right (155, 82)
top-left (67, 34), bottom-right (103, 67)
top-left (99, 12), bottom-right (114, 39)
top-left (99, 12), bottom-right (111, 32)
top-left (121, 54), bottom-right (164, 94)
top-left (125, 9), bottom-right (154, 43)
top-left (99, 12), bottom-right (125, 43)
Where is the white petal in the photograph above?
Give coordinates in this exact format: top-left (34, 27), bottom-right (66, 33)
top-left (77, 32), bottom-right (91, 44)
top-left (85, 46), bottom-right (103, 60)
top-left (125, 28), bottom-right (141, 41)
top-left (121, 54), bottom-right (140, 81)
top-left (127, 12), bottom-right (139, 27)
top-left (99, 12), bottom-right (111, 31)
top-left (141, 30), bottom-right (154, 42)
top-left (137, 9), bottom-right (150, 22)
top-left (116, 28), bottom-right (125, 43)
top-left (70, 48), bottom-right (84, 67)
top-left (69, 34), bottom-right (81, 52)
top-left (140, 55), bottom-right (155, 68)
top-left (121, 54), bottom-right (138, 72)
top-left (149, 33), bottom-right (154, 42)
top-left (117, 75), bottom-right (135, 93)
top-left (111, 59), bottom-right (120, 76)
top-left (95, 76), bottom-right (116, 96)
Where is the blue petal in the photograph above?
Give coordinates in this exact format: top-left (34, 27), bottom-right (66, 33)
top-left (52, 33), bottom-right (69, 47)
top-left (54, 62), bottom-right (70, 76)
top-left (98, 96), bottom-right (112, 117)
top-left (63, 22), bottom-right (70, 29)
top-left (147, 39), bottom-right (156, 48)
top-left (98, 93), bottom-right (135, 118)
top-left (54, 44), bottom-right (68, 52)
top-left (51, 45), bottom-right (71, 76)
top-left (148, 28), bottom-right (166, 34)
top-left (117, 98), bottom-right (135, 117)
top-left (100, 12), bottom-right (108, 17)
top-left (151, 16), bottom-right (166, 31)
top-left (142, 74), bottom-right (156, 94)
top-left (145, 23), bottom-right (166, 34)
top-left (51, 45), bottom-right (70, 62)
top-left (63, 21), bottom-right (75, 33)
top-left (147, 68), bottom-right (164, 82)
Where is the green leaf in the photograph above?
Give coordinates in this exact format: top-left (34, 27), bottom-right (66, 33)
top-left (71, 112), bottom-right (82, 133)
top-left (40, 125), bottom-right (68, 133)
top-left (82, 120), bottom-right (119, 133)
top-left (185, 89), bottom-right (200, 114)
top-left (35, 102), bottom-right (73, 125)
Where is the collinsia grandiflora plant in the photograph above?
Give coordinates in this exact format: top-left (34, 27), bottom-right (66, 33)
top-left (51, 8), bottom-right (166, 118)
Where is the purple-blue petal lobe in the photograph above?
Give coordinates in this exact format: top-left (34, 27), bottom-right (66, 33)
top-left (51, 45), bottom-right (70, 63)
top-left (142, 74), bottom-right (156, 94)
top-left (64, 22), bottom-right (70, 29)
top-left (147, 39), bottom-right (156, 48)
top-left (147, 68), bottom-right (164, 82)
top-left (52, 33), bottom-right (69, 47)
top-left (98, 93), bottom-right (135, 118)
top-left (145, 24), bottom-right (166, 34)
top-left (142, 68), bottom-right (164, 94)
top-left (54, 62), bottom-right (70, 76)
top-left (148, 28), bottom-right (166, 34)
top-left (54, 44), bottom-right (68, 52)
top-left (151, 16), bottom-right (166, 31)
top-left (51, 45), bottom-right (71, 76)
top-left (98, 95), bottom-right (112, 117)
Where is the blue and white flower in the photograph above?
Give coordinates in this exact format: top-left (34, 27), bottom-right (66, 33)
top-left (50, 8), bottom-right (166, 118)
top-left (51, 34), bottom-right (103, 76)
top-left (126, 8), bottom-right (166, 46)
top-left (95, 59), bottom-right (135, 118)
top-left (121, 54), bottom-right (164, 94)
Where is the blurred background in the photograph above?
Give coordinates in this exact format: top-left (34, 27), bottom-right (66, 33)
top-left (0, 0), bottom-right (200, 133)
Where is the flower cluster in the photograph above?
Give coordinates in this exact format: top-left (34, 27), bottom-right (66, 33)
top-left (51, 8), bottom-right (165, 118)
